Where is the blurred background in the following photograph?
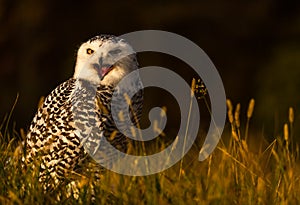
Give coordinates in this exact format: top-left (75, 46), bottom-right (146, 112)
top-left (1, 0), bottom-right (300, 141)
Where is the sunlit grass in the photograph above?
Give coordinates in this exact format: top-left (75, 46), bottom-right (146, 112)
top-left (1, 98), bottom-right (300, 204)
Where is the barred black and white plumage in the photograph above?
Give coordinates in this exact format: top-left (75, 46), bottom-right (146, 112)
top-left (24, 35), bottom-right (143, 190)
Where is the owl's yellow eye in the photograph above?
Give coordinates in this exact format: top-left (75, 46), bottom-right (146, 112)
top-left (86, 48), bottom-right (94, 55)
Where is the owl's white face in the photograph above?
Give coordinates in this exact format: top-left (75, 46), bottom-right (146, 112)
top-left (74, 35), bottom-right (138, 86)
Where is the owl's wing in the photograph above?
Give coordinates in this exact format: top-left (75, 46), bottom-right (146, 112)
top-left (25, 78), bottom-right (85, 183)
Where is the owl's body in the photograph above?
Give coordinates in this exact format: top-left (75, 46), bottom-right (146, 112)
top-left (24, 35), bottom-right (143, 188)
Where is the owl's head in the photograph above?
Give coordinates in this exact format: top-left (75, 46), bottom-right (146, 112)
top-left (74, 35), bottom-right (138, 86)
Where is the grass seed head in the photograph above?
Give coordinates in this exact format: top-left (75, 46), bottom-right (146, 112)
top-left (247, 99), bottom-right (255, 119)
top-left (226, 99), bottom-right (234, 124)
top-left (191, 78), bottom-right (196, 97)
top-left (289, 107), bottom-right (294, 124)
top-left (234, 103), bottom-right (241, 128)
top-left (284, 123), bottom-right (289, 141)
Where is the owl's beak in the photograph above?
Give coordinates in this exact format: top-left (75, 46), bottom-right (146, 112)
top-left (100, 65), bottom-right (113, 78)
top-left (93, 63), bottom-right (113, 79)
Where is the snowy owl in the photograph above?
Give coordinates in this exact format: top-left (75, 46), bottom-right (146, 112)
top-left (24, 35), bottom-right (143, 189)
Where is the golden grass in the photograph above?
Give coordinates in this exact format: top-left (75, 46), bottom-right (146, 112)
top-left (0, 98), bottom-right (299, 204)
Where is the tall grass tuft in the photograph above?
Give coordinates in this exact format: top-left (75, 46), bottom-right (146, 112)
top-left (0, 97), bottom-right (299, 204)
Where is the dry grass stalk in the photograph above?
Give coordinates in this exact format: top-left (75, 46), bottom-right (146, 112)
top-left (234, 103), bottom-right (241, 128)
top-left (226, 99), bottom-right (234, 124)
top-left (191, 78), bottom-right (196, 97)
top-left (289, 107), bottom-right (294, 124)
top-left (284, 123), bottom-right (289, 142)
top-left (247, 99), bottom-right (255, 119)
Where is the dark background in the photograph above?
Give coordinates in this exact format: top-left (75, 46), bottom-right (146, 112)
top-left (1, 0), bottom-right (300, 139)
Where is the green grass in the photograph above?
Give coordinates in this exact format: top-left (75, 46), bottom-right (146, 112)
top-left (1, 98), bottom-right (300, 204)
